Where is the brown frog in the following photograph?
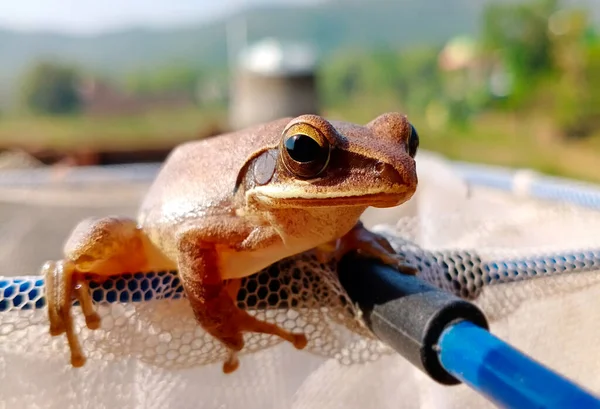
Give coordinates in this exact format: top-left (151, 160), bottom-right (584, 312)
top-left (42, 112), bottom-right (419, 373)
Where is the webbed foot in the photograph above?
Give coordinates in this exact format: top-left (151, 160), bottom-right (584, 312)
top-left (316, 221), bottom-right (418, 275)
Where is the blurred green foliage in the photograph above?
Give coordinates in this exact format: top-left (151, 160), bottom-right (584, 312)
top-left (321, 0), bottom-right (600, 139)
top-left (125, 64), bottom-right (202, 98)
top-left (2, 0), bottom-right (600, 181)
top-left (319, 47), bottom-right (443, 115)
top-left (481, 0), bottom-right (557, 105)
top-left (11, 0), bottom-right (600, 135)
top-left (20, 61), bottom-right (82, 115)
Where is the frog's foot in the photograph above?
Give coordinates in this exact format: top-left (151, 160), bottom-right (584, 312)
top-left (329, 221), bottom-right (418, 275)
top-left (177, 240), bottom-right (308, 374)
top-left (193, 280), bottom-right (307, 374)
top-left (217, 304), bottom-right (308, 374)
top-left (43, 260), bottom-right (101, 367)
top-left (42, 216), bottom-right (167, 367)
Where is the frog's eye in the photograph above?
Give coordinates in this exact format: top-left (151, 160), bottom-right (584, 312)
top-left (408, 123), bottom-right (419, 158)
top-left (281, 124), bottom-right (331, 179)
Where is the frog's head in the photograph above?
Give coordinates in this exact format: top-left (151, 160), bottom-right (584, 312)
top-left (236, 113), bottom-right (418, 210)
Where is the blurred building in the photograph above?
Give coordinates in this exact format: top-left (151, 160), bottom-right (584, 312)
top-left (78, 78), bottom-right (195, 116)
top-left (228, 38), bottom-right (320, 130)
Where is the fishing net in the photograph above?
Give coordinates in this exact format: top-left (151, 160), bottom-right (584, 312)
top-left (0, 151), bottom-right (598, 409)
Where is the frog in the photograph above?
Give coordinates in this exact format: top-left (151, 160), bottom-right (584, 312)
top-left (41, 112), bottom-right (420, 374)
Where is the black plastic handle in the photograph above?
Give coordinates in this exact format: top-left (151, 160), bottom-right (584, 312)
top-left (338, 253), bottom-right (490, 385)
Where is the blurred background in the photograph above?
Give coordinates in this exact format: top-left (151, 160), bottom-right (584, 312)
top-left (0, 0), bottom-right (599, 181)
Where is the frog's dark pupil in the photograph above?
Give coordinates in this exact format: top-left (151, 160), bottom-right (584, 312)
top-left (285, 134), bottom-right (321, 163)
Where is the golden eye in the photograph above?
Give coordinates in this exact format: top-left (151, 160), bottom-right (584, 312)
top-left (281, 123), bottom-right (330, 179)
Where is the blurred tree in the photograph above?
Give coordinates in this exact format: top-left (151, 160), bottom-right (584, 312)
top-left (544, 7), bottom-right (600, 137)
top-left (481, 0), bottom-right (559, 107)
top-left (20, 61), bottom-right (82, 115)
top-left (318, 51), bottom-right (365, 107)
top-left (395, 47), bottom-right (443, 112)
top-left (584, 42), bottom-right (600, 128)
top-left (319, 46), bottom-right (442, 117)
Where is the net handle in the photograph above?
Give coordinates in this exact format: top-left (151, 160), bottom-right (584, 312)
top-left (338, 254), bottom-right (600, 409)
top-left (1, 247), bottom-right (600, 312)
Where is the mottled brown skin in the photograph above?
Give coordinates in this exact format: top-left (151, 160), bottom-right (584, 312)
top-left (42, 112), bottom-right (419, 373)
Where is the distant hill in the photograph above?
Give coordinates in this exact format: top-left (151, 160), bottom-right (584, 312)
top-left (0, 0), bottom-right (598, 106)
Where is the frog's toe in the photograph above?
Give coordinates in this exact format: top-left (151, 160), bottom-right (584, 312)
top-left (292, 333), bottom-right (308, 350)
top-left (396, 258), bottom-right (419, 275)
top-left (43, 261), bottom-right (66, 336)
top-left (74, 280), bottom-right (102, 330)
top-left (83, 310), bottom-right (101, 330)
top-left (223, 352), bottom-right (240, 374)
top-left (71, 352), bottom-right (86, 368)
top-left (371, 233), bottom-right (397, 254)
top-left (372, 249), bottom-right (418, 275)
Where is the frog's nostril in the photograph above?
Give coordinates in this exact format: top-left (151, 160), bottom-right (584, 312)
top-left (376, 162), bottom-right (405, 185)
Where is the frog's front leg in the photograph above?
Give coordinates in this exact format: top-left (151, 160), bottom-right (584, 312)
top-left (316, 221), bottom-right (418, 275)
top-left (175, 222), bottom-right (308, 374)
top-left (43, 216), bottom-right (173, 367)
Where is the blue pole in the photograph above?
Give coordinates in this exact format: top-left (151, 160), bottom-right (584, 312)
top-left (437, 321), bottom-right (600, 409)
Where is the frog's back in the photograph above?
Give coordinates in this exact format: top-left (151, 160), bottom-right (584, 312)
top-left (138, 118), bottom-right (290, 229)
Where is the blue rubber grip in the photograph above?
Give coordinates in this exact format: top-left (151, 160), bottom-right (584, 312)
top-left (437, 321), bottom-right (600, 409)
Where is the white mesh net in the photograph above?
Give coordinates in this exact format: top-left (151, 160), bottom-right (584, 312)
top-left (0, 151), bottom-right (599, 409)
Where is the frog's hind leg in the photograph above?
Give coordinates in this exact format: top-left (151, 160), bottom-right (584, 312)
top-left (43, 216), bottom-right (171, 367)
top-left (176, 230), bottom-right (308, 374)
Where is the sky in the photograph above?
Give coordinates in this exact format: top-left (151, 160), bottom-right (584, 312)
top-left (0, 0), bottom-right (322, 34)
top-left (1, 0), bottom-right (597, 35)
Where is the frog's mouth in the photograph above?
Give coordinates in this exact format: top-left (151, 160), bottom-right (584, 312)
top-left (248, 185), bottom-right (415, 209)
